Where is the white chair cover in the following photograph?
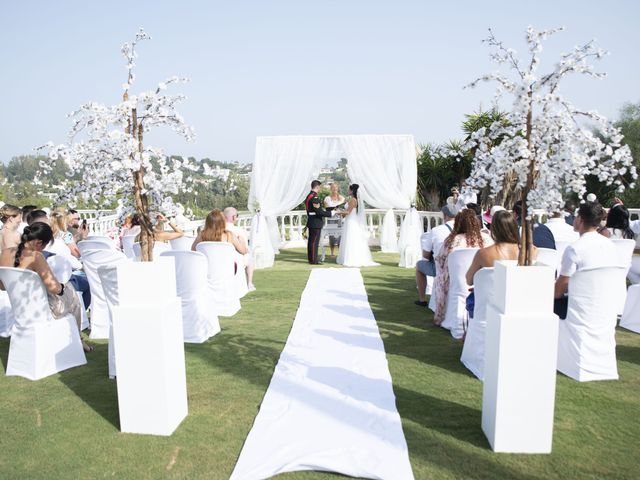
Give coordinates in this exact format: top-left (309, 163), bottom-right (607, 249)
top-left (121, 235), bottom-right (137, 259)
top-left (398, 208), bottom-right (423, 268)
top-left (170, 236), bottom-right (195, 251)
top-left (132, 241), bottom-right (170, 259)
top-left (0, 267), bottom-right (86, 380)
top-left (0, 291), bottom-right (15, 337)
top-left (97, 265), bottom-right (119, 378)
top-left (85, 235), bottom-right (117, 248)
top-left (535, 248), bottom-right (560, 272)
top-left (196, 241), bottom-right (241, 317)
top-left (610, 239), bottom-right (635, 315)
top-left (620, 283), bottom-right (640, 334)
top-left (44, 238), bottom-right (82, 269)
top-left (628, 256), bottom-right (640, 285)
top-left (82, 249), bottom-right (129, 339)
top-left (557, 266), bottom-right (626, 381)
top-left (78, 240), bottom-right (113, 256)
top-left (234, 251), bottom-right (249, 299)
top-left (441, 248), bottom-right (479, 339)
top-left (460, 267), bottom-right (495, 380)
top-left (160, 251), bottom-right (221, 342)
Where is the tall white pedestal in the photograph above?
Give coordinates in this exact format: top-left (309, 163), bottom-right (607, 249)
top-left (481, 260), bottom-right (559, 453)
top-left (112, 258), bottom-right (188, 436)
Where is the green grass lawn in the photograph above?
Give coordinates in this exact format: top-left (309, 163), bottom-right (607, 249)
top-left (1, 248), bottom-right (639, 479)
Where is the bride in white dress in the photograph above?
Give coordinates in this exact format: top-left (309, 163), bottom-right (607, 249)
top-left (336, 184), bottom-right (379, 267)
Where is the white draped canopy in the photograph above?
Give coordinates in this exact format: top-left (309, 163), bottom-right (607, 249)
top-left (248, 134), bottom-right (421, 268)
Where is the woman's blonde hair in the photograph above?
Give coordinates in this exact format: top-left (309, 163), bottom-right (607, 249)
top-left (0, 204), bottom-right (21, 224)
top-left (50, 211), bottom-right (68, 238)
top-left (201, 209), bottom-right (227, 242)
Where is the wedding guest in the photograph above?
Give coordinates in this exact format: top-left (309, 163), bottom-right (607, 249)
top-left (601, 204), bottom-right (635, 240)
top-left (414, 204), bottom-right (458, 306)
top-left (192, 209), bottom-right (248, 254)
top-left (513, 200), bottom-right (556, 249)
top-left (66, 209), bottom-right (88, 243)
top-left (466, 209), bottom-right (532, 285)
top-left (0, 204), bottom-right (22, 250)
top-left (434, 209), bottom-right (492, 325)
top-left (545, 211), bottom-right (579, 243)
top-left (324, 183), bottom-right (345, 256)
top-left (554, 202), bottom-right (619, 319)
top-left (564, 201), bottom-right (576, 226)
top-left (224, 207), bottom-right (255, 291)
top-left (153, 213), bottom-right (184, 243)
top-left (50, 210), bottom-right (81, 258)
top-left (454, 180), bottom-right (477, 210)
top-left (26, 209), bottom-right (49, 225)
top-left (0, 222), bottom-right (92, 352)
top-left (19, 205), bottom-right (37, 234)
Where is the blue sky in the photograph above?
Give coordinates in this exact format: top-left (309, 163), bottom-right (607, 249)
top-left (1, 0), bottom-right (638, 164)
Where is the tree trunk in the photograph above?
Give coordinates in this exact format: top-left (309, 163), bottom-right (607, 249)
top-left (519, 91), bottom-right (535, 266)
top-left (129, 107), bottom-right (154, 261)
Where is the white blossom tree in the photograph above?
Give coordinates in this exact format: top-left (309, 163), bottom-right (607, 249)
top-left (464, 26), bottom-right (636, 265)
top-left (39, 28), bottom-right (212, 261)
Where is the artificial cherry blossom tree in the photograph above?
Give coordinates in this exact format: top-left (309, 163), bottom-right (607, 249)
top-left (40, 28), bottom-right (204, 261)
top-left (464, 26), bottom-right (636, 265)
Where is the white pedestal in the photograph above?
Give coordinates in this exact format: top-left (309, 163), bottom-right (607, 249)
top-left (112, 258), bottom-right (188, 436)
top-left (481, 260), bottom-right (559, 453)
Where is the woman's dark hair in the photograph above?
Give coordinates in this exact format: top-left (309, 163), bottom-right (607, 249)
top-left (349, 184), bottom-right (359, 199)
top-left (131, 214), bottom-right (141, 226)
top-left (491, 210), bottom-right (520, 244)
top-left (444, 209), bottom-right (484, 250)
top-left (606, 204), bottom-right (635, 239)
top-left (14, 222), bottom-right (54, 268)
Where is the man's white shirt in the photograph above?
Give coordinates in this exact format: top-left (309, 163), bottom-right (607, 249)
top-left (421, 219), bottom-right (454, 257)
top-left (559, 231), bottom-right (620, 278)
top-left (545, 217), bottom-right (579, 243)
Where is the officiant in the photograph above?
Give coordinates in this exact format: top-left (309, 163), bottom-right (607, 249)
top-left (324, 183), bottom-right (345, 256)
top-left (305, 180), bottom-right (334, 264)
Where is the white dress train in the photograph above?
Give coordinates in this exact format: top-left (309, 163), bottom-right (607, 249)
top-left (337, 205), bottom-right (379, 268)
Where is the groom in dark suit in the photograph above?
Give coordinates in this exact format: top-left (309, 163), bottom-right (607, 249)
top-left (305, 180), bottom-right (333, 264)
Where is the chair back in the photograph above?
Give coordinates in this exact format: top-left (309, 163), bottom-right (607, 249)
top-left (535, 248), bottom-right (560, 270)
top-left (47, 255), bottom-right (73, 284)
top-left (121, 235), bottom-right (137, 259)
top-left (196, 241), bottom-right (236, 284)
top-left (78, 240), bottom-right (112, 256)
top-left (473, 267), bottom-right (495, 322)
top-left (611, 239), bottom-right (635, 272)
top-left (170, 236), bottom-right (196, 251)
top-left (85, 236), bottom-right (116, 248)
top-left (568, 266), bottom-right (626, 329)
top-left (132, 241), bottom-right (170, 259)
top-left (160, 251), bottom-right (208, 298)
top-left (97, 265), bottom-right (119, 312)
top-left (0, 267), bottom-right (50, 328)
top-left (443, 247), bottom-right (479, 339)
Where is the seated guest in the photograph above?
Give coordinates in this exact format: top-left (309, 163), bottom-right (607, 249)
top-left (19, 205), bottom-right (37, 234)
top-left (224, 207), bottom-right (255, 291)
top-left (554, 202), bottom-right (619, 319)
top-left (466, 209), bottom-right (533, 285)
top-left (153, 213), bottom-right (184, 243)
top-left (0, 204), bottom-right (22, 250)
top-left (545, 211), bottom-right (579, 243)
top-left (513, 200), bottom-right (555, 249)
top-left (27, 209), bottom-right (49, 225)
top-left (0, 222), bottom-right (92, 352)
top-left (192, 209), bottom-right (248, 254)
top-left (66, 209), bottom-right (88, 243)
top-left (51, 210), bottom-right (81, 258)
top-left (482, 205), bottom-right (505, 233)
top-left (414, 204), bottom-right (458, 306)
top-left (601, 203), bottom-right (635, 240)
top-left (434, 209), bottom-right (492, 325)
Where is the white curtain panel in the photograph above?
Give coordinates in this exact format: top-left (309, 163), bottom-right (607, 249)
top-left (397, 208), bottom-right (423, 268)
top-left (342, 135), bottom-right (417, 256)
top-left (248, 135), bottom-right (418, 268)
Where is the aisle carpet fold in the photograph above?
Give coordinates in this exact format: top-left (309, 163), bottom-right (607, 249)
top-left (230, 267), bottom-right (414, 480)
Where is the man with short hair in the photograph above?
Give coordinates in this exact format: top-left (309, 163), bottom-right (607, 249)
top-left (26, 209), bottom-right (49, 225)
top-left (554, 202), bottom-right (619, 319)
top-left (19, 205), bottom-right (37, 234)
top-left (66, 209), bottom-right (88, 243)
top-left (414, 204), bottom-right (458, 306)
top-left (223, 206), bottom-right (255, 292)
top-left (304, 180), bottom-right (334, 265)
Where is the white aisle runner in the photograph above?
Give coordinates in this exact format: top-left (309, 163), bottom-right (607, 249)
top-left (230, 268), bottom-right (414, 480)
